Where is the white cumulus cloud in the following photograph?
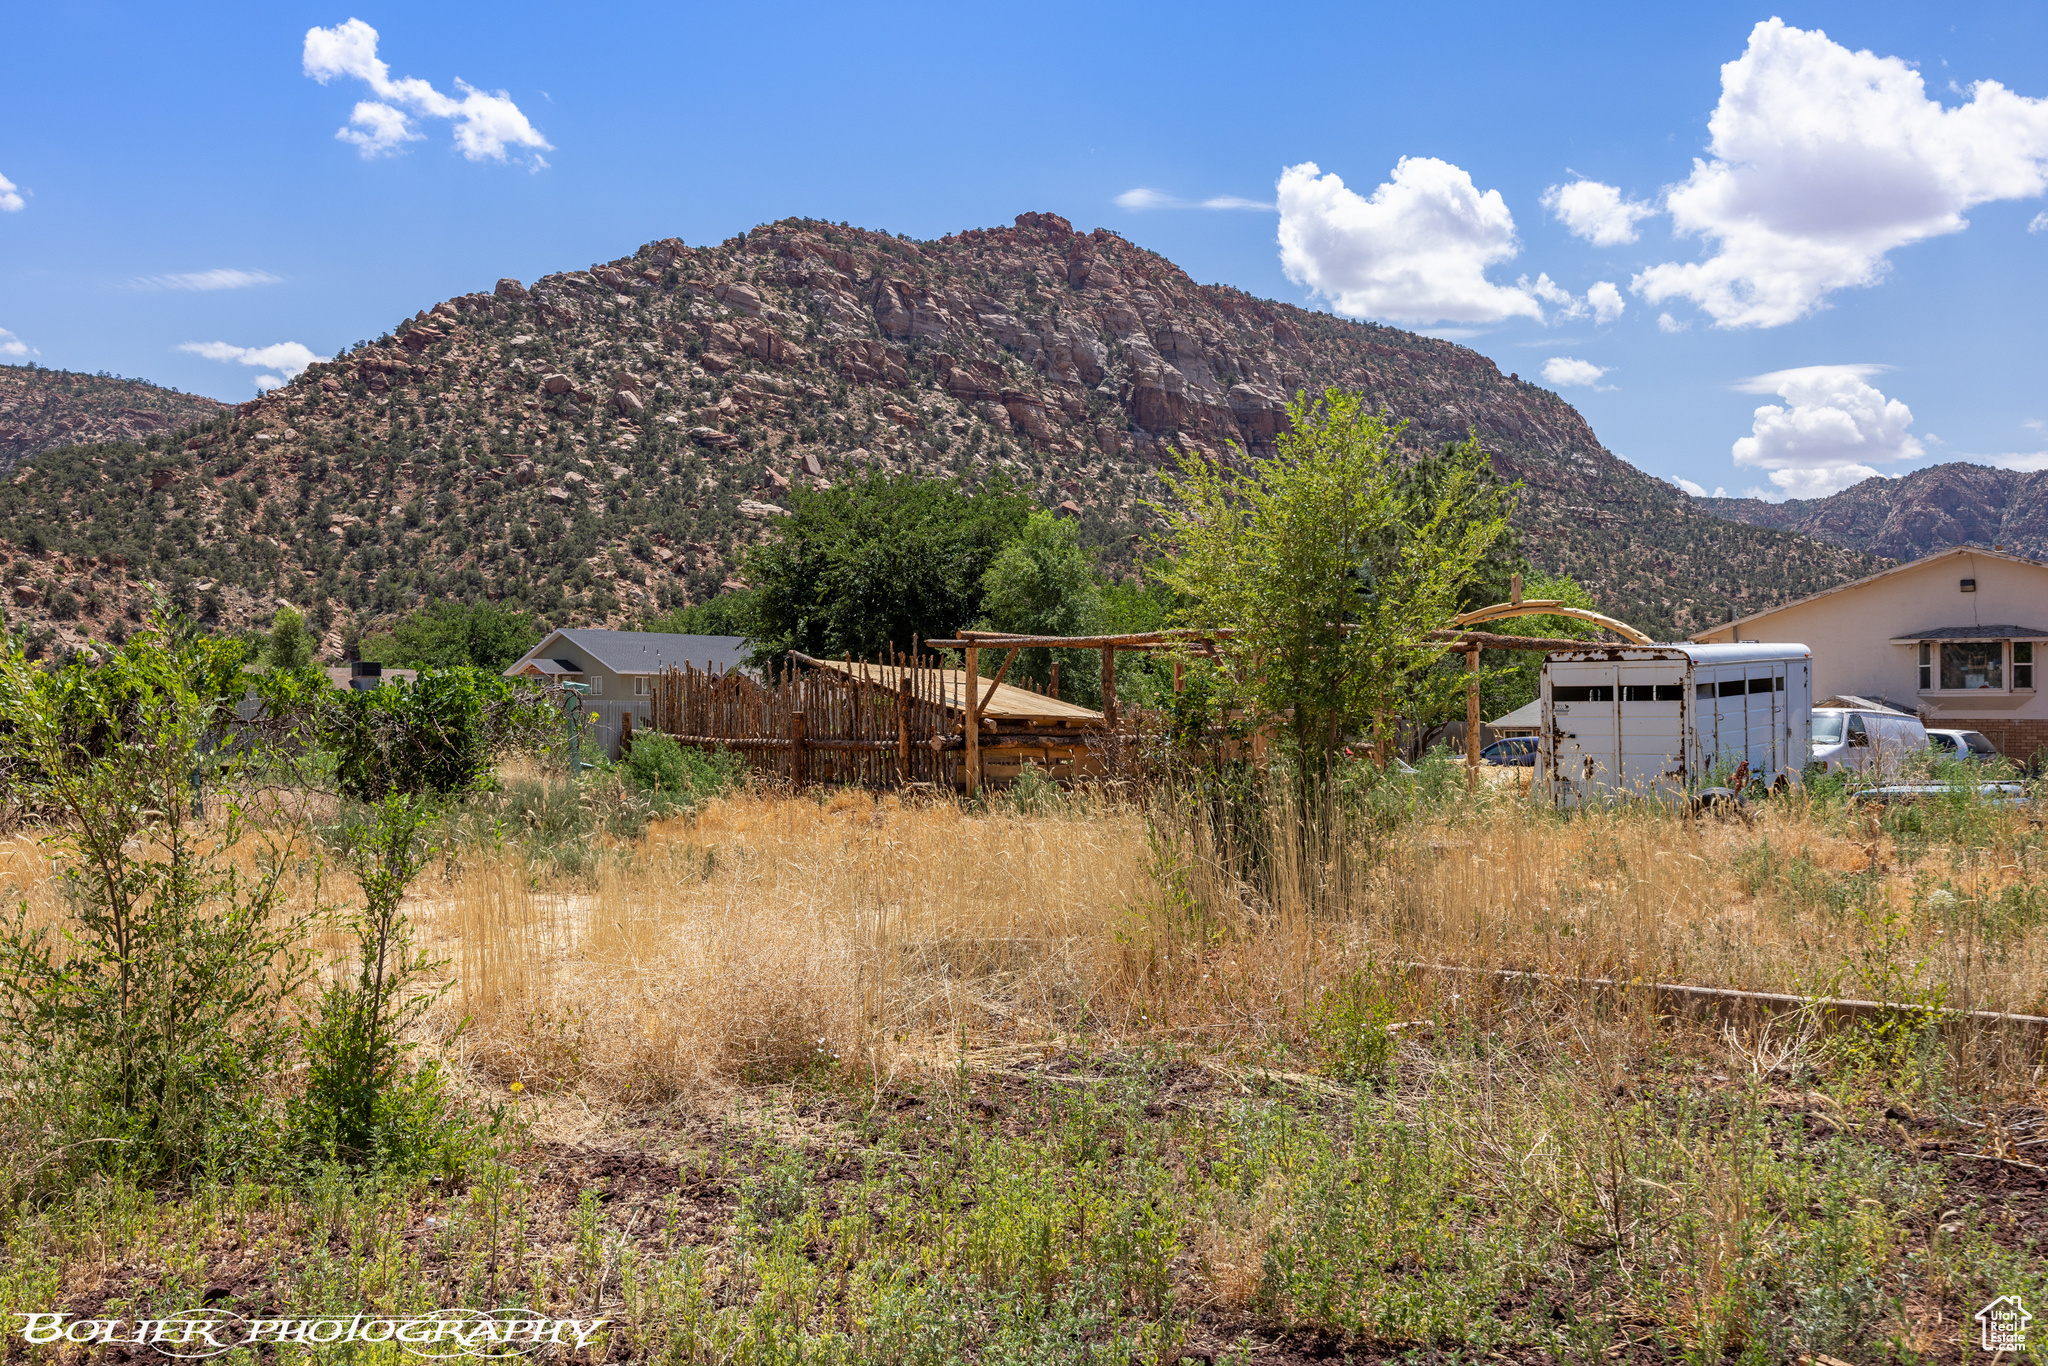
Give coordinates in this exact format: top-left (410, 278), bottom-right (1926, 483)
top-left (1541, 357), bottom-right (1611, 388)
top-left (1586, 281), bottom-right (1625, 323)
top-left (179, 340), bottom-right (325, 392)
top-left (303, 18), bottom-right (551, 168)
top-left (0, 328), bottom-right (29, 358)
top-left (2031, 211), bottom-right (2048, 232)
top-left (1276, 158), bottom-right (1542, 325)
top-left (1541, 179), bottom-right (1656, 246)
top-left (1731, 364), bottom-right (1922, 497)
top-left (1656, 311), bottom-right (1688, 333)
top-left (1113, 188), bottom-right (1273, 211)
top-left (1993, 451), bottom-right (2048, 472)
top-left (0, 172), bottom-right (23, 213)
top-left (1674, 477), bottom-right (1707, 496)
top-left (133, 268), bottom-right (284, 292)
top-left (1635, 19), bottom-right (2048, 329)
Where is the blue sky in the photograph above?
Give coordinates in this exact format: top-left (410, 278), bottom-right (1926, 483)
top-left (4, 2), bottom-right (2046, 501)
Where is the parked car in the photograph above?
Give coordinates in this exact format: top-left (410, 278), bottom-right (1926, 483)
top-left (1481, 736), bottom-right (1538, 767)
top-left (1926, 728), bottom-right (2001, 760)
top-left (1810, 707), bottom-right (1929, 776)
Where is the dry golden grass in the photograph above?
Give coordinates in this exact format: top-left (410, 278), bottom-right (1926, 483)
top-left (5, 776), bottom-right (2042, 1110)
top-left (419, 780), bottom-right (2048, 1108)
top-left (1357, 795), bottom-right (2048, 1013)
top-left (424, 787), bottom-right (1156, 1102)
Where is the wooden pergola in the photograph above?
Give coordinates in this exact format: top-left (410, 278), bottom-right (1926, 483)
top-left (936, 574), bottom-right (1656, 792)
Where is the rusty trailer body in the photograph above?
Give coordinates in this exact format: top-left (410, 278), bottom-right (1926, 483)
top-left (1540, 643), bottom-right (1813, 806)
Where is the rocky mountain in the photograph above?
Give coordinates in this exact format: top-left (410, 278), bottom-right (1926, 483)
top-left (1701, 463), bottom-right (2048, 564)
top-left (0, 365), bottom-right (227, 472)
top-left (0, 212), bottom-right (1883, 657)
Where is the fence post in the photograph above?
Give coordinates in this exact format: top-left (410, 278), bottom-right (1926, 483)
top-left (1465, 645), bottom-right (1480, 790)
top-left (1099, 646), bottom-right (1116, 727)
top-left (964, 645), bottom-right (981, 796)
top-left (791, 710), bottom-right (808, 788)
top-left (897, 672), bottom-right (911, 782)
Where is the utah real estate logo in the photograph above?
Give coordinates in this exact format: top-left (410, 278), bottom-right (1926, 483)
top-left (1977, 1295), bottom-right (2031, 1354)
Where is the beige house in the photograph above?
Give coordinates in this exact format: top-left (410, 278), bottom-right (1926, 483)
top-left (1690, 546), bottom-right (2048, 762)
top-left (504, 629), bottom-right (750, 759)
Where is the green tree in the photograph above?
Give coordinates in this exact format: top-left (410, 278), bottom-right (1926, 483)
top-left (1089, 560), bottom-right (1190, 710)
top-left (978, 510), bottom-right (1102, 701)
top-left (358, 601), bottom-right (540, 673)
top-left (745, 472), bottom-right (1031, 666)
top-left (1153, 389), bottom-right (1512, 765)
top-left (642, 588), bottom-right (757, 638)
top-left (266, 605), bottom-right (315, 669)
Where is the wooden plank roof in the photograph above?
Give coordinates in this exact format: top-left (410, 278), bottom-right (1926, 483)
top-left (800, 658), bottom-right (1106, 725)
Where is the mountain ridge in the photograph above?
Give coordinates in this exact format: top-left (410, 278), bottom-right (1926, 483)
top-left (1700, 462), bottom-right (2048, 563)
top-left (0, 365), bottom-right (228, 471)
top-left (0, 211), bottom-right (1883, 656)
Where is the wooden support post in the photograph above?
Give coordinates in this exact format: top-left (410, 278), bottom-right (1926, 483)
top-left (1465, 645), bottom-right (1480, 791)
top-left (897, 672), bottom-right (911, 782)
top-left (620, 709), bottom-right (634, 756)
top-left (790, 710), bottom-right (808, 788)
top-left (1049, 661), bottom-right (1060, 700)
top-left (978, 646), bottom-right (1018, 713)
top-left (964, 645), bottom-right (981, 795)
top-left (1100, 646), bottom-right (1117, 728)
top-left (1173, 656), bottom-right (1184, 693)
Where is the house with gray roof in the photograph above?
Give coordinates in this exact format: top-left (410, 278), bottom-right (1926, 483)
top-left (504, 629), bottom-right (750, 758)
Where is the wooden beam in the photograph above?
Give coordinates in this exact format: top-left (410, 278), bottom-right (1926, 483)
top-left (790, 709), bottom-right (808, 787)
top-left (978, 646), bottom-right (1019, 714)
top-left (1427, 629), bottom-right (1632, 651)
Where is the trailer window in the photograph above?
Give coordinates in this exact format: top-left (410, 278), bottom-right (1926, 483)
top-left (1697, 683), bottom-right (1715, 700)
top-left (1775, 675), bottom-right (1785, 691)
top-left (1717, 680), bottom-right (1746, 697)
top-left (1621, 684), bottom-right (1686, 702)
top-left (1748, 677), bottom-right (1774, 694)
top-left (1553, 685), bottom-right (1614, 702)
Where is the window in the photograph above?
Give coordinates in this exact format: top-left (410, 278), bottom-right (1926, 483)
top-left (1717, 679), bottom-right (1746, 697)
top-left (1940, 642), bottom-right (2002, 690)
top-left (1919, 642), bottom-right (1932, 691)
top-left (2017, 642), bottom-right (2035, 690)
top-left (1812, 713), bottom-right (1843, 744)
top-left (634, 676), bottom-right (649, 696)
top-left (586, 674), bottom-right (603, 696)
top-left (1697, 683), bottom-right (1715, 700)
top-left (1622, 684), bottom-right (1685, 702)
top-left (1960, 577), bottom-right (1977, 593)
top-left (1747, 677), bottom-right (1774, 694)
top-left (1552, 685), bottom-right (1613, 702)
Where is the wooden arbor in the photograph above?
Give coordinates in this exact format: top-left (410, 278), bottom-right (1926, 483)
top-left (924, 628), bottom-right (1208, 795)
top-left (950, 575), bottom-right (1657, 792)
top-left (1439, 575), bottom-right (1655, 785)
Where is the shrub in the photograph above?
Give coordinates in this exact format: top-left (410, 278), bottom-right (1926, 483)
top-left (624, 732), bottom-right (744, 805)
top-left (0, 610), bottom-right (311, 1190)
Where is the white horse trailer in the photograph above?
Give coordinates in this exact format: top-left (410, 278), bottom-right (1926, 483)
top-left (1539, 643), bottom-right (1813, 807)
